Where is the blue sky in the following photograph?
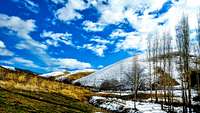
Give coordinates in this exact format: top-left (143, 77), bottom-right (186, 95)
top-left (0, 0), bottom-right (199, 73)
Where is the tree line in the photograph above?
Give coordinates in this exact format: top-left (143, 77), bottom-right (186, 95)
top-left (145, 12), bottom-right (200, 113)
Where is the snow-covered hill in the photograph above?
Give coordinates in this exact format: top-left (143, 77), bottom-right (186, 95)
top-left (73, 55), bottom-right (182, 89)
top-left (73, 55), bottom-right (149, 88)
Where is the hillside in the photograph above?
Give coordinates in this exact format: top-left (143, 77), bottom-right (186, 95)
top-left (0, 66), bottom-right (106, 113)
top-left (73, 55), bottom-right (186, 89)
top-left (73, 56), bottom-right (148, 89)
top-left (57, 71), bottom-right (94, 84)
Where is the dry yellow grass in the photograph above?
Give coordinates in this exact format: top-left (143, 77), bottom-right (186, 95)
top-left (0, 68), bottom-right (94, 101)
top-left (66, 71), bottom-right (94, 81)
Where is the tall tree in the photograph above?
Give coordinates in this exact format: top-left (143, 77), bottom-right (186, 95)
top-left (176, 15), bottom-right (191, 112)
top-left (196, 10), bottom-right (200, 95)
top-left (125, 56), bottom-right (145, 109)
top-left (166, 32), bottom-right (173, 112)
top-left (147, 34), bottom-right (153, 102)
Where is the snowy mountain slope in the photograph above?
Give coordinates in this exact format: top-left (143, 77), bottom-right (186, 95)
top-left (73, 55), bottom-right (182, 89)
top-left (73, 55), bottom-right (149, 88)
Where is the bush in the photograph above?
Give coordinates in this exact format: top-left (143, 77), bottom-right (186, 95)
top-left (100, 79), bottom-right (120, 91)
top-left (74, 82), bottom-right (81, 86)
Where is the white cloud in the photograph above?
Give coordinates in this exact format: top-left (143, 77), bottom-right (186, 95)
top-left (55, 0), bottom-right (87, 21)
top-left (0, 13), bottom-right (36, 37)
top-left (82, 20), bottom-right (105, 32)
top-left (92, 0), bottom-right (151, 25)
top-left (0, 49), bottom-right (14, 56)
top-left (0, 13), bottom-right (50, 63)
top-left (0, 13), bottom-right (47, 50)
top-left (50, 0), bottom-right (65, 4)
top-left (80, 35), bottom-right (111, 57)
top-left (52, 58), bottom-right (92, 70)
top-left (40, 31), bottom-right (73, 47)
top-left (96, 0), bottom-right (200, 52)
top-left (12, 57), bottom-right (38, 68)
top-left (90, 36), bottom-right (110, 44)
top-left (83, 44), bottom-right (107, 57)
top-left (0, 57), bottom-right (39, 68)
top-left (0, 40), bottom-right (5, 48)
top-left (111, 29), bottom-right (146, 52)
top-left (110, 29), bottom-right (129, 38)
top-left (98, 65), bottom-right (104, 69)
top-left (11, 0), bottom-right (39, 13)
top-left (0, 40), bottom-right (14, 56)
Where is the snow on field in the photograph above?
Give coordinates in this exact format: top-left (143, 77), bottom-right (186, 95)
top-left (125, 101), bottom-right (166, 113)
top-left (97, 89), bottom-right (198, 98)
top-left (39, 71), bottom-right (65, 77)
top-left (1, 65), bottom-right (15, 71)
top-left (90, 96), bottom-right (167, 113)
top-left (90, 94), bottom-right (198, 113)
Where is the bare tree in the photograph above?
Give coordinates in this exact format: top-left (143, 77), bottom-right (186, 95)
top-left (166, 32), bottom-right (174, 112)
top-left (125, 56), bottom-right (145, 109)
top-left (176, 15), bottom-right (191, 112)
top-left (196, 9), bottom-right (200, 96)
top-left (147, 34), bottom-right (153, 102)
top-left (153, 32), bottom-right (159, 103)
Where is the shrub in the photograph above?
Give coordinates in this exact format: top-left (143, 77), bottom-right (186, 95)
top-left (100, 79), bottom-right (120, 91)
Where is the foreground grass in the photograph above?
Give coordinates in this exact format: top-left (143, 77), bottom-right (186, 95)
top-left (0, 67), bottom-right (93, 101)
top-left (0, 88), bottom-right (104, 113)
top-left (0, 67), bottom-right (107, 113)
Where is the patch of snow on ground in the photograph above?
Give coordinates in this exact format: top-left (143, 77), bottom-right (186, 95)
top-left (90, 96), bottom-right (167, 113)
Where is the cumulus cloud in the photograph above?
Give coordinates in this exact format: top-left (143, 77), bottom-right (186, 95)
top-left (110, 29), bottom-right (146, 52)
top-left (80, 36), bottom-right (111, 57)
top-left (40, 31), bottom-right (73, 47)
top-left (99, 0), bottom-right (200, 52)
top-left (0, 13), bottom-right (50, 63)
top-left (0, 13), bottom-right (47, 50)
top-left (13, 57), bottom-right (39, 68)
top-left (50, 0), bottom-right (65, 4)
top-left (98, 65), bottom-right (104, 69)
top-left (55, 0), bottom-right (87, 21)
top-left (0, 13), bottom-right (36, 37)
top-left (52, 58), bottom-right (92, 70)
top-left (0, 57), bottom-right (39, 68)
top-left (0, 40), bottom-right (14, 56)
top-left (82, 20), bottom-right (105, 32)
top-left (83, 43), bottom-right (107, 57)
top-left (0, 40), bottom-right (5, 48)
top-left (90, 36), bottom-right (110, 44)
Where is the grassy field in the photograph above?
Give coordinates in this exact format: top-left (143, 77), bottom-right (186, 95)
top-left (0, 67), bottom-right (107, 113)
top-left (0, 88), bottom-right (104, 113)
top-left (66, 71), bottom-right (94, 82)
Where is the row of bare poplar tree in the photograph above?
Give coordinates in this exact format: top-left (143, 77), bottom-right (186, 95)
top-left (146, 12), bottom-right (200, 113)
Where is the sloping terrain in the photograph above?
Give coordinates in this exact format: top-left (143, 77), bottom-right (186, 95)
top-left (74, 56), bottom-right (148, 88)
top-left (0, 66), bottom-right (106, 113)
top-left (74, 55), bottom-right (185, 89)
top-left (57, 71), bottom-right (94, 83)
top-left (0, 88), bottom-right (102, 113)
